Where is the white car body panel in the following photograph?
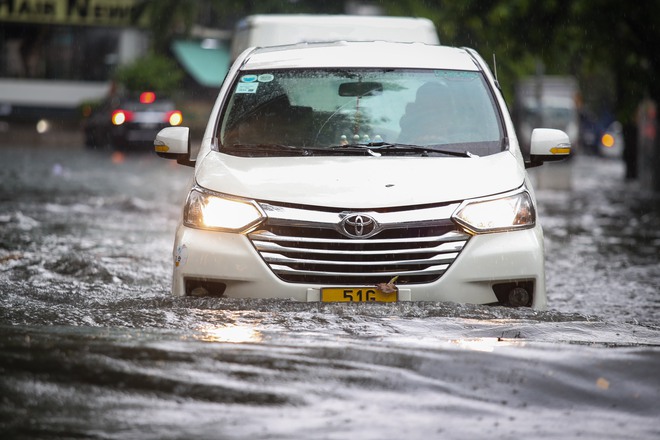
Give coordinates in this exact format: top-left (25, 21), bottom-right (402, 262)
top-left (242, 41), bottom-right (476, 71)
top-left (195, 151), bottom-right (524, 208)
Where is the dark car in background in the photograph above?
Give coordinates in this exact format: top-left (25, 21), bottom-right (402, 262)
top-left (83, 91), bottom-right (182, 150)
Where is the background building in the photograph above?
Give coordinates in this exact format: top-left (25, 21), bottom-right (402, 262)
top-left (0, 0), bottom-right (150, 123)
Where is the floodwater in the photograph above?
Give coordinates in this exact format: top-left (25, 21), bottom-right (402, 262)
top-left (1, 145), bottom-right (659, 439)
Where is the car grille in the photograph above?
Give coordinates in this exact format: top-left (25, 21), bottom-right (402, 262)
top-left (248, 202), bottom-right (470, 285)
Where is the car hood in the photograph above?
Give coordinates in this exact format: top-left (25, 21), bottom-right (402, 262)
top-left (195, 151), bottom-right (524, 208)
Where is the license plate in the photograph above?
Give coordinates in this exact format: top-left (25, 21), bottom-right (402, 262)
top-left (321, 287), bottom-right (397, 303)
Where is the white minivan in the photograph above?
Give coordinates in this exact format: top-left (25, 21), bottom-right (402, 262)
top-left (155, 41), bottom-right (570, 309)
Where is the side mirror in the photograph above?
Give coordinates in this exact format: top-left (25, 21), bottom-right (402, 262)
top-left (154, 127), bottom-right (194, 167)
top-left (526, 128), bottom-right (571, 168)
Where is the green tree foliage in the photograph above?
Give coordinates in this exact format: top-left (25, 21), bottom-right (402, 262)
top-left (114, 54), bottom-right (184, 93)
top-left (134, 0), bottom-right (198, 55)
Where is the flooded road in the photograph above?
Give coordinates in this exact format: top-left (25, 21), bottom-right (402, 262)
top-left (1, 145), bottom-right (659, 439)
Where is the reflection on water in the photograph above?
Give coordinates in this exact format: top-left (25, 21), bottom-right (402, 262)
top-left (195, 323), bottom-right (264, 344)
top-left (448, 337), bottom-right (526, 352)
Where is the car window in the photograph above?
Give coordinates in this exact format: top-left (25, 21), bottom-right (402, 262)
top-left (219, 68), bottom-right (504, 156)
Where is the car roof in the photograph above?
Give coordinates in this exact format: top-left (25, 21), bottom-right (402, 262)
top-left (241, 41), bottom-right (479, 71)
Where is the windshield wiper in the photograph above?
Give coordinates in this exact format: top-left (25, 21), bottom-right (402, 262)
top-left (330, 142), bottom-right (476, 158)
top-left (221, 143), bottom-right (310, 156)
top-left (325, 143), bottom-right (385, 156)
top-left (222, 142), bottom-right (476, 158)
top-left (224, 143), bottom-right (386, 157)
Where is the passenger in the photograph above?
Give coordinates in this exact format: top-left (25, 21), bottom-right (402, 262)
top-left (398, 82), bottom-right (457, 145)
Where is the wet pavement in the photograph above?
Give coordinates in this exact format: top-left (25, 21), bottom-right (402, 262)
top-left (1, 144), bottom-right (659, 439)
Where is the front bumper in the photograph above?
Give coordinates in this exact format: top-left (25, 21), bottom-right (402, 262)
top-left (170, 223), bottom-right (547, 309)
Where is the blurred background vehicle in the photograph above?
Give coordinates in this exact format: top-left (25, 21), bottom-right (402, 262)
top-left (230, 14), bottom-right (439, 60)
top-left (82, 91), bottom-right (183, 151)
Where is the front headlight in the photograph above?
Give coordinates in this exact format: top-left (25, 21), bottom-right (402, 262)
top-left (452, 189), bottom-right (535, 234)
top-left (184, 188), bottom-right (265, 232)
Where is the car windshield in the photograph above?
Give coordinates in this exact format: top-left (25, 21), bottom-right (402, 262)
top-left (218, 68), bottom-right (504, 157)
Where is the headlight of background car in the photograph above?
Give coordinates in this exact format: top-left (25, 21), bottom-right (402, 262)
top-left (184, 188), bottom-right (265, 232)
top-left (452, 189), bottom-right (535, 234)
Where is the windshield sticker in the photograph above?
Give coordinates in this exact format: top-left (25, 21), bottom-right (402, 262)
top-left (435, 70), bottom-right (479, 81)
top-left (241, 74), bottom-right (258, 83)
top-left (236, 82), bottom-right (259, 94)
top-left (258, 74), bottom-right (274, 83)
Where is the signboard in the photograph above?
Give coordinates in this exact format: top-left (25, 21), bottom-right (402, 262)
top-left (0, 0), bottom-right (147, 26)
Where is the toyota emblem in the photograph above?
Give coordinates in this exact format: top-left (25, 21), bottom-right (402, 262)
top-left (340, 213), bottom-right (378, 238)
